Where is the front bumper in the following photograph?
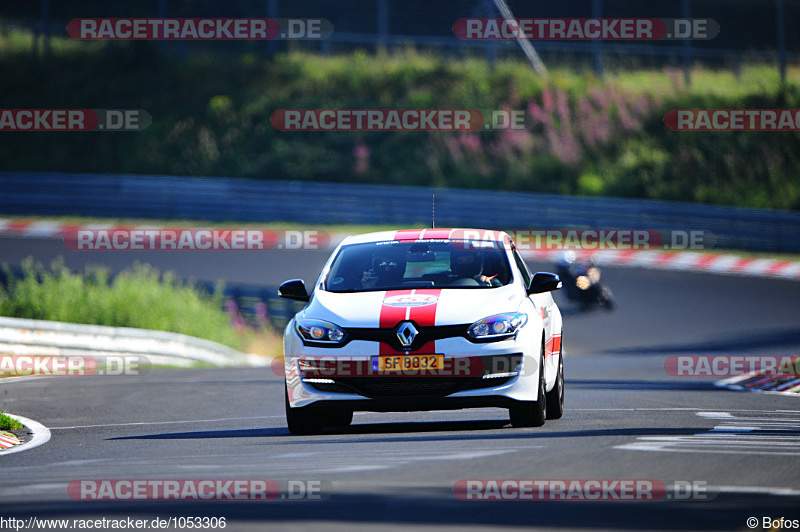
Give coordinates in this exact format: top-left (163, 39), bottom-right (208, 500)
top-left (284, 332), bottom-right (542, 409)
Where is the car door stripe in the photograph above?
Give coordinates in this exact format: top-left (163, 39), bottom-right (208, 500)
top-left (546, 333), bottom-right (562, 360)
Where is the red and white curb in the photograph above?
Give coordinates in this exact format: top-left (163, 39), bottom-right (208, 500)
top-left (0, 414), bottom-right (51, 455)
top-left (0, 219), bottom-right (158, 238)
top-left (0, 431), bottom-right (21, 449)
top-left (1, 219), bottom-right (799, 281)
top-left (716, 373), bottom-right (800, 396)
top-left (521, 249), bottom-right (800, 280)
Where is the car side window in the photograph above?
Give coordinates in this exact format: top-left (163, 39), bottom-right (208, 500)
top-left (511, 246), bottom-right (532, 289)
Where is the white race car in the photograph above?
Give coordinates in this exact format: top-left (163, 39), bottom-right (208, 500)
top-left (279, 228), bottom-right (564, 434)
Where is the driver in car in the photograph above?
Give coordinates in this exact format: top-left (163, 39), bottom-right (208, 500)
top-left (362, 253), bottom-right (406, 289)
top-left (449, 250), bottom-right (497, 286)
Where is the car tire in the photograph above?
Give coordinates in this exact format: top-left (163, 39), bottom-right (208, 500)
top-left (509, 343), bottom-right (547, 428)
top-left (546, 338), bottom-right (564, 420)
top-left (327, 409), bottom-right (353, 427)
top-left (599, 289), bottom-right (614, 311)
top-left (285, 385), bottom-right (324, 435)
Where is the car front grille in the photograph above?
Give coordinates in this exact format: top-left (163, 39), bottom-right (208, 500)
top-left (344, 324), bottom-right (469, 351)
top-left (305, 354), bottom-right (521, 398)
top-left (308, 376), bottom-right (513, 398)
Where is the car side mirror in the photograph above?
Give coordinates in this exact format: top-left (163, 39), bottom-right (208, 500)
top-left (527, 272), bottom-right (562, 294)
top-left (278, 279), bottom-right (310, 302)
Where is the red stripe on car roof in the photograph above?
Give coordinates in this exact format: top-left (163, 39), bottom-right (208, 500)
top-left (394, 229), bottom-right (424, 241)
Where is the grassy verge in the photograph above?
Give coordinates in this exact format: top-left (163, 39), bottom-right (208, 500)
top-left (0, 258), bottom-right (249, 351)
top-left (0, 412), bottom-right (23, 431)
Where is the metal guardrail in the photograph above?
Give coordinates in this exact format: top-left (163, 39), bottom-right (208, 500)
top-left (2, 171), bottom-right (800, 253)
top-left (0, 316), bottom-right (262, 367)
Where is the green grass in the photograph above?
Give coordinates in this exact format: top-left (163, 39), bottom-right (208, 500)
top-left (0, 412), bottom-right (23, 431)
top-left (0, 258), bottom-right (245, 350)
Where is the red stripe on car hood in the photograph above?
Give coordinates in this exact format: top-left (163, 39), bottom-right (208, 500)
top-left (378, 289), bottom-right (442, 355)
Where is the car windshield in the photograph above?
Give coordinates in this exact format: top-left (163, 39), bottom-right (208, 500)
top-left (324, 240), bottom-right (513, 292)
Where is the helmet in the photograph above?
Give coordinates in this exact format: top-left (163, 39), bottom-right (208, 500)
top-left (560, 250), bottom-right (578, 265)
top-left (451, 249), bottom-right (483, 278)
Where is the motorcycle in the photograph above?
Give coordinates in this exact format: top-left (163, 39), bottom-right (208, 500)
top-left (555, 255), bottom-right (614, 311)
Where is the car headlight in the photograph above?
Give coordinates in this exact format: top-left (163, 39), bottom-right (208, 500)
top-left (295, 319), bottom-right (347, 344)
top-left (467, 313), bottom-right (528, 340)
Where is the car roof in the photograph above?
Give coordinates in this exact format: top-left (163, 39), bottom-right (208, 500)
top-left (339, 228), bottom-right (514, 246)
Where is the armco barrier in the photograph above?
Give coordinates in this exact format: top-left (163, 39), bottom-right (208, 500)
top-left (0, 316), bottom-right (263, 368)
top-left (1, 171), bottom-right (800, 253)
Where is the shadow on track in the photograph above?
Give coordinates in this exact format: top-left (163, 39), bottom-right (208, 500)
top-left (5, 492), bottom-right (798, 531)
top-left (107, 421), bottom-right (706, 444)
top-left (568, 379), bottom-right (716, 391)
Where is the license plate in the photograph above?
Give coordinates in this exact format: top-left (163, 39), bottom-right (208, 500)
top-left (372, 354), bottom-right (444, 373)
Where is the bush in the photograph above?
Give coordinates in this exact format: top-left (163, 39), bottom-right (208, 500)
top-left (1, 29), bottom-right (799, 210)
top-left (0, 258), bottom-right (244, 350)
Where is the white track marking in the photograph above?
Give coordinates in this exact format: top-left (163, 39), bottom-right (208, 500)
top-left (267, 448), bottom-right (522, 474)
top-left (696, 411), bottom-right (734, 418)
top-left (50, 415), bottom-right (286, 430)
top-left (616, 411), bottom-right (800, 456)
top-left (574, 408), bottom-right (800, 413)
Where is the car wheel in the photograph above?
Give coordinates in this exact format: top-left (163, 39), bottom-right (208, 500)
top-left (326, 409), bottom-right (353, 427)
top-left (599, 289), bottom-right (614, 311)
top-left (546, 339), bottom-right (564, 420)
top-left (285, 384), bottom-right (324, 435)
top-left (509, 343), bottom-right (547, 428)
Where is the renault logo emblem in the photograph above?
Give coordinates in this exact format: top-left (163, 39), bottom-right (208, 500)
top-left (396, 322), bottom-right (418, 348)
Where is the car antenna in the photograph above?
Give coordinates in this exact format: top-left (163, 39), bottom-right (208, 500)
top-left (432, 193), bottom-right (435, 228)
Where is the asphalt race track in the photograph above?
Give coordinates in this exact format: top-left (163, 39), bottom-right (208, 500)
top-left (1, 236), bottom-right (800, 531)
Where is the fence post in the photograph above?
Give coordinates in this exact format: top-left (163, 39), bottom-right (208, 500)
top-left (267, 0), bottom-right (278, 56)
top-left (157, 0), bottom-right (167, 54)
top-left (776, 0), bottom-right (786, 85)
top-left (41, 0), bottom-right (50, 56)
top-left (681, 0), bottom-right (692, 85)
top-left (32, 27), bottom-right (39, 57)
top-left (591, 0), bottom-right (604, 76)
top-left (377, 0), bottom-right (389, 50)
